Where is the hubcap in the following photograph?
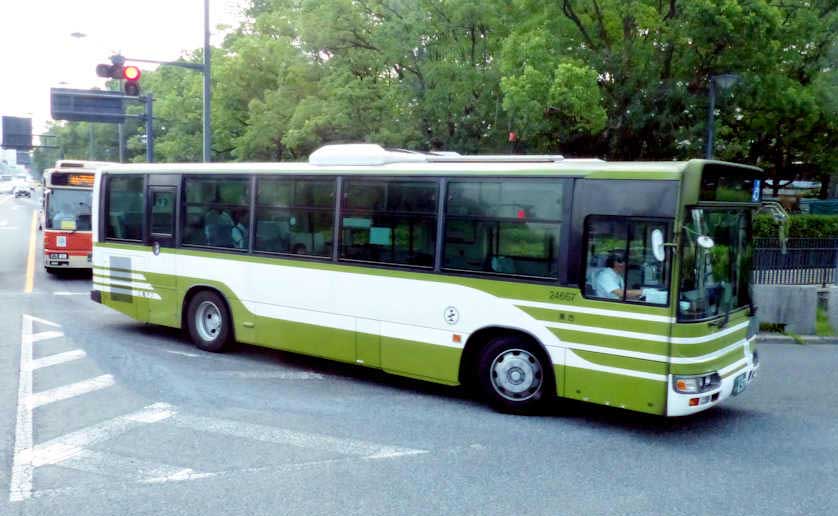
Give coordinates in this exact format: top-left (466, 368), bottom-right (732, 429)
top-left (195, 301), bottom-right (222, 342)
top-left (490, 348), bottom-right (543, 401)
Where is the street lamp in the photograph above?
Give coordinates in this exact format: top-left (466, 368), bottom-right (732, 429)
top-left (705, 73), bottom-right (740, 159)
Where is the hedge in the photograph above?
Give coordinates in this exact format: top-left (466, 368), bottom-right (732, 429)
top-left (753, 214), bottom-right (838, 239)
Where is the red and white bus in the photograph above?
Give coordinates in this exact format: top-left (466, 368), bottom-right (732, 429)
top-left (42, 160), bottom-right (110, 272)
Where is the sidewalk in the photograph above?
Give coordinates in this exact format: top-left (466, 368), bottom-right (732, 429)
top-left (757, 332), bottom-right (838, 344)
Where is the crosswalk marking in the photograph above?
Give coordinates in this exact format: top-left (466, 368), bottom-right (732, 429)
top-left (29, 374), bottom-right (116, 409)
top-left (29, 349), bottom-right (86, 371)
top-left (11, 314), bottom-right (429, 502)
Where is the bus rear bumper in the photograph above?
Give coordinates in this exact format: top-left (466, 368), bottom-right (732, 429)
top-left (666, 356), bottom-right (760, 417)
top-left (44, 251), bottom-right (93, 269)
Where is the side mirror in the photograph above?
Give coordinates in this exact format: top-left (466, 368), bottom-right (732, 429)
top-left (651, 229), bottom-right (666, 262)
top-left (697, 235), bottom-right (715, 249)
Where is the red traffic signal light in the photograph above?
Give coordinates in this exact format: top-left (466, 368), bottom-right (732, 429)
top-left (123, 66), bottom-right (141, 81)
top-left (122, 66), bottom-right (141, 96)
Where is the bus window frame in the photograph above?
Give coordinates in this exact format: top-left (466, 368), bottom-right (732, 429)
top-left (180, 174), bottom-right (253, 253)
top-left (580, 215), bottom-right (673, 307)
top-left (337, 175), bottom-right (441, 270)
top-left (103, 173), bottom-right (147, 244)
top-left (440, 176), bottom-right (570, 283)
top-left (251, 174), bottom-right (338, 261)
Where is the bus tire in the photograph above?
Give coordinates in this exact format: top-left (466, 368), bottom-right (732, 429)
top-left (186, 290), bottom-right (232, 352)
top-left (45, 267), bottom-right (58, 275)
top-left (477, 336), bottom-right (551, 414)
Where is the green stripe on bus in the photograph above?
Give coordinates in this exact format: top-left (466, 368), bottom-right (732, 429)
top-left (564, 367), bottom-right (666, 415)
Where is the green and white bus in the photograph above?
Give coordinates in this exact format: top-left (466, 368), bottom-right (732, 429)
top-left (91, 144), bottom-right (764, 416)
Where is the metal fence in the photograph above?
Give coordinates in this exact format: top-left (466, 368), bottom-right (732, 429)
top-left (752, 238), bottom-right (838, 285)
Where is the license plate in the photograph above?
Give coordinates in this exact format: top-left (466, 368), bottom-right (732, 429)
top-left (732, 373), bottom-right (747, 396)
top-left (50, 253), bottom-right (68, 259)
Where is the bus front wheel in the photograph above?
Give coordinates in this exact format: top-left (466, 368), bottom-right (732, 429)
top-left (186, 291), bottom-right (232, 353)
top-left (477, 336), bottom-right (551, 414)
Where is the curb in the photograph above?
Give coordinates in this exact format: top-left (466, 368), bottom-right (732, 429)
top-left (757, 333), bottom-right (838, 345)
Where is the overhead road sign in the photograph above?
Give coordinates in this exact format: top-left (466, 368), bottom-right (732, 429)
top-left (1, 116), bottom-right (33, 150)
top-left (50, 88), bottom-right (126, 124)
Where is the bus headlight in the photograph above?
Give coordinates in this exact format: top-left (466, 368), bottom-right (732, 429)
top-left (673, 373), bottom-right (721, 394)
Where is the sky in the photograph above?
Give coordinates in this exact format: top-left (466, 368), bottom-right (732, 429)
top-left (0, 0), bottom-right (246, 137)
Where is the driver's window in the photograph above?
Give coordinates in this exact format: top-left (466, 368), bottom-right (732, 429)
top-left (583, 216), bottom-right (670, 306)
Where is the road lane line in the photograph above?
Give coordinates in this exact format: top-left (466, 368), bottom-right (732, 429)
top-left (57, 449), bottom-right (211, 484)
top-left (29, 403), bottom-right (177, 468)
top-left (29, 375), bottom-right (116, 409)
top-left (29, 349), bottom-right (87, 371)
top-left (9, 315), bottom-right (37, 502)
top-left (53, 292), bottom-right (88, 296)
top-left (170, 413), bottom-right (428, 459)
top-left (24, 210), bottom-right (37, 293)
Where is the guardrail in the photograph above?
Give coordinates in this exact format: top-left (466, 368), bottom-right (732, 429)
top-left (752, 238), bottom-right (838, 285)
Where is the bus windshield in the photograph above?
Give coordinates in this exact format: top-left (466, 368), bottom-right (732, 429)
top-left (46, 188), bottom-right (92, 231)
top-left (678, 208), bottom-right (752, 321)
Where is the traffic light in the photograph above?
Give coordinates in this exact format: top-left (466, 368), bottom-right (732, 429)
top-left (95, 56), bottom-right (141, 96)
top-left (95, 63), bottom-right (123, 79)
top-left (122, 66), bottom-right (141, 96)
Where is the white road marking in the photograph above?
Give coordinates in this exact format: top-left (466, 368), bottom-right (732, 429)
top-left (29, 349), bottom-right (86, 370)
top-left (213, 371), bottom-right (325, 380)
top-left (58, 449), bottom-right (211, 484)
top-left (29, 403), bottom-right (176, 468)
top-left (53, 292), bottom-right (88, 296)
top-left (169, 413), bottom-right (428, 459)
top-left (10, 315), bottom-right (37, 502)
top-left (163, 350), bottom-right (202, 358)
top-left (25, 330), bottom-right (64, 344)
top-left (29, 374), bottom-right (116, 409)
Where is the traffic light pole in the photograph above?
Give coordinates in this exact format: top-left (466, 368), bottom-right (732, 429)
top-left (145, 95), bottom-right (154, 163)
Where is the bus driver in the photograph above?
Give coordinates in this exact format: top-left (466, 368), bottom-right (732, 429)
top-left (595, 253), bottom-right (643, 300)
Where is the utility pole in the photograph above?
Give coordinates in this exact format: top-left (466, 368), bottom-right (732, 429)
top-left (203, 0), bottom-right (211, 162)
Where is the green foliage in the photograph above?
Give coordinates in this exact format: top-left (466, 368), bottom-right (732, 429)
top-left (37, 0), bottom-right (837, 170)
top-left (816, 306), bottom-right (838, 337)
top-left (754, 214), bottom-right (838, 238)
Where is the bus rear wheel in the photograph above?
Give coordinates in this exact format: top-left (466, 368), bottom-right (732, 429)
top-left (186, 291), bottom-right (232, 352)
top-left (477, 336), bottom-right (551, 414)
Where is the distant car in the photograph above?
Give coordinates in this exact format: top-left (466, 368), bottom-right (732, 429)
top-left (14, 186), bottom-right (31, 198)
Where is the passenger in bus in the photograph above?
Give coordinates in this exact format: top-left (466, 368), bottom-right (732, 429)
top-left (594, 254), bottom-right (643, 300)
top-left (230, 210), bottom-right (248, 249)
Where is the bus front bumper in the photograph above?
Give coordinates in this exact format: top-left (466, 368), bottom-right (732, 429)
top-left (666, 352), bottom-right (760, 417)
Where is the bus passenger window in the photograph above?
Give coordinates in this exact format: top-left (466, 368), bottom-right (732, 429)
top-left (339, 179), bottom-right (437, 267)
top-left (443, 180), bottom-right (564, 279)
top-left (253, 177), bottom-right (335, 258)
top-left (182, 177), bottom-right (250, 250)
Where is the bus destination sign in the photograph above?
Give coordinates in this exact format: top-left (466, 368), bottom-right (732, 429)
top-left (51, 172), bottom-right (95, 188)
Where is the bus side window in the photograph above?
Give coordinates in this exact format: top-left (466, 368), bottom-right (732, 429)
top-left (583, 216), bottom-right (669, 305)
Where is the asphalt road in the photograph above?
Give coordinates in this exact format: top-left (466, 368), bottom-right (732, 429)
top-left (0, 192), bottom-right (836, 516)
